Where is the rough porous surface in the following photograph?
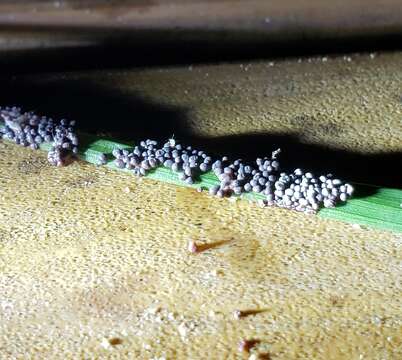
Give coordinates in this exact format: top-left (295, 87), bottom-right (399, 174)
top-left (0, 142), bottom-right (401, 359)
top-left (0, 52), bottom-right (401, 359)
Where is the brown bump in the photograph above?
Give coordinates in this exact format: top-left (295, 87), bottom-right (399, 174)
top-left (259, 352), bottom-right (272, 360)
top-left (109, 337), bottom-right (123, 346)
top-left (238, 339), bottom-right (260, 353)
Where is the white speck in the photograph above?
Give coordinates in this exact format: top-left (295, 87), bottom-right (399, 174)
top-left (168, 137), bottom-right (176, 147)
top-left (372, 315), bottom-right (382, 325)
top-left (210, 269), bottom-right (220, 277)
top-left (100, 338), bottom-right (111, 349)
top-left (233, 310), bottom-right (242, 319)
top-left (178, 322), bottom-right (188, 337)
top-left (268, 62), bottom-right (274, 66)
top-left (352, 223), bottom-right (362, 230)
top-left (264, 17), bottom-right (271, 23)
top-left (147, 306), bottom-right (161, 315)
top-left (188, 240), bottom-right (198, 253)
top-left (370, 53), bottom-right (376, 59)
top-left (188, 65), bottom-right (193, 71)
top-left (123, 186), bottom-right (130, 193)
top-left (249, 355), bottom-right (258, 360)
top-left (272, 148), bottom-right (281, 158)
top-left (1, 300), bottom-right (13, 311)
top-left (322, 57), bottom-right (328, 62)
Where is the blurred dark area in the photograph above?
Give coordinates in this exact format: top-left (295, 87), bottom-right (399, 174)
top-left (0, 0), bottom-right (401, 73)
top-left (1, 29), bottom-right (402, 75)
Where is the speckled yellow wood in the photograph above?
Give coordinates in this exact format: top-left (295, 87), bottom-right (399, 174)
top-left (0, 52), bottom-right (402, 359)
top-left (0, 142), bottom-right (401, 359)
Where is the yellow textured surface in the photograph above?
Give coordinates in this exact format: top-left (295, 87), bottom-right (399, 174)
top-left (1, 52), bottom-right (402, 359)
top-left (83, 52), bottom-right (401, 153)
top-left (0, 142), bottom-right (401, 359)
top-left (8, 52), bottom-right (401, 155)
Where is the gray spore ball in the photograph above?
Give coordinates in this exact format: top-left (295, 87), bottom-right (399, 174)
top-left (98, 153), bottom-right (108, 165)
top-left (0, 106), bottom-right (79, 166)
top-left (109, 137), bottom-right (214, 183)
top-left (1, 106), bottom-right (354, 212)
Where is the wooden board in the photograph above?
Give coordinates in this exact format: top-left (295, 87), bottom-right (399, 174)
top-left (0, 51), bottom-right (401, 359)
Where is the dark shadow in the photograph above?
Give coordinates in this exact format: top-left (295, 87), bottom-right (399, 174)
top-left (0, 26), bottom-right (401, 75)
top-left (0, 76), bottom-right (400, 192)
top-left (0, 76), bottom-right (189, 142)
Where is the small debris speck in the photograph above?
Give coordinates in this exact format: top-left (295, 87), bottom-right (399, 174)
top-left (233, 310), bottom-right (242, 320)
top-left (109, 337), bottom-right (123, 346)
top-left (188, 240), bottom-right (199, 253)
top-left (177, 322), bottom-right (188, 338)
top-left (147, 306), bottom-right (161, 315)
top-left (100, 338), bottom-right (111, 349)
top-left (238, 339), bottom-right (260, 353)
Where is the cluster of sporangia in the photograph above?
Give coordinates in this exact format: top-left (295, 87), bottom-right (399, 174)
top-left (112, 138), bottom-right (213, 185)
top-left (0, 106), bottom-right (78, 166)
top-left (0, 107), bottom-right (353, 213)
top-left (112, 138), bottom-right (354, 213)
